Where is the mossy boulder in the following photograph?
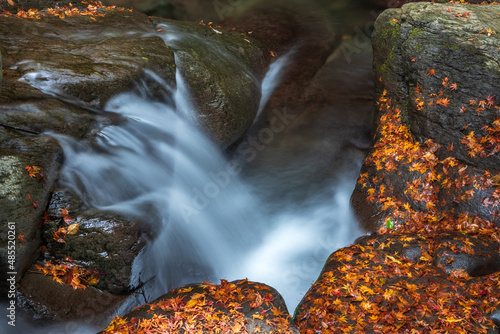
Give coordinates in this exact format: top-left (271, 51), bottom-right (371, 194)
top-left (151, 17), bottom-right (267, 148)
top-left (353, 3), bottom-right (500, 231)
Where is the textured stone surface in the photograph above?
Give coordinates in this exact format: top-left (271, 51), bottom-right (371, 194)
top-left (353, 3), bottom-right (500, 231)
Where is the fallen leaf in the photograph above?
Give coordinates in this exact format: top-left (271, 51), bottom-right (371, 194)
top-left (67, 223), bottom-right (80, 235)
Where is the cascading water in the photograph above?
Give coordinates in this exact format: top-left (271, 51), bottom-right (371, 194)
top-left (6, 27), bottom-right (365, 334)
top-left (53, 69), bottom-right (264, 296)
top-left (50, 28), bottom-right (364, 312)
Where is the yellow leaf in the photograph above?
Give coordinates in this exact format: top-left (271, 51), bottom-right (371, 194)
top-left (67, 223), bottom-right (80, 235)
top-left (386, 255), bottom-right (402, 264)
top-left (86, 276), bottom-right (99, 286)
top-left (185, 299), bottom-right (199, 308)
top-left (420, 253), bottom-right (432, 262)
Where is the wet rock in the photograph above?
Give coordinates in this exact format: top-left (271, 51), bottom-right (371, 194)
top-left (42, 209), bottom-right (150, 294)
top-left (0, 132), bottom-right (61, 298)
top-left (0, 6), bottom-right (265, 148)
top-left (16, 271), bottom-right (127, 326)
top-left (0, 9), bottom-right (176, 109)
top-left (99, 279), bottom-right (299, 333)
top-left (352, 2), bottom-right (500, 231)
top-left (295, 232), bottom-right (500, 333)
top-left (0, 100), bottom-right (101, 139)
top-left (14, 187), bottom-right (154, 322)
top-left (39, 188), bottom-right (156, 295)
top-left (151, 17), bottom-right (267, 148)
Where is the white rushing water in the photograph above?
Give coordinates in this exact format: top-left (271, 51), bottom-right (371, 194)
top-left (52, 55), bottom-right (362, 311)
top-left (8, 29), bottom-right (364, 334)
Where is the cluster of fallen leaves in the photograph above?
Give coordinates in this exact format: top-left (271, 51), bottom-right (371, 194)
top-left (35, 208), bottom-right (90, 289)
top-left (49, 207), bottom-right (80, 243)
top-left (357, 74), bottom-right (500, 233)
top-left (101, 279), bottom-right (295, 334)
top-left (1, 1), bottom-right (131, 19)
top-left (461, 116), bottom-right (500, 158)
top-left (24, 164), bottom-right (42, 178)
top-left (295, 235), bottom-right (500, 334)
top-left (35, 256), bottom-right (99, 289)
top-left (340, 60), bottom-right (500, 332)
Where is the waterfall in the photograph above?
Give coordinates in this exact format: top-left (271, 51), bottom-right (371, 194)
top-left (47, 29), bottom-right (362, 318)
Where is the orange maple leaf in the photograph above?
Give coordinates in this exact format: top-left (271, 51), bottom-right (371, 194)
top-left (436, 97), bottom-right (450, 107)
top-left (52, 227), bottom-right (68, 243)
top-left (24, 165), bottom-right (41, 178)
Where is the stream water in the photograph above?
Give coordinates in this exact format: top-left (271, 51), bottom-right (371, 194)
top-left (4, 16), bottom-right (373, 333)
top-left (52, 45), bottom-right (364, 309)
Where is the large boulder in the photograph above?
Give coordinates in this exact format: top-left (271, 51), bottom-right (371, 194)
top-left (0, 7), bottom-right (176, 109)
top-left (352, 2), bottom-right (500, 232)
top-left (295, 232), bottom-right (500, 333)
top-left (16, 272), bottom-right (128, 325)
top-left (334, 3), bottom-right (500, 332)
top-left (99, 279), bottom-right (299, 333)
top-left (0, 133), bottom-right (61, 297)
